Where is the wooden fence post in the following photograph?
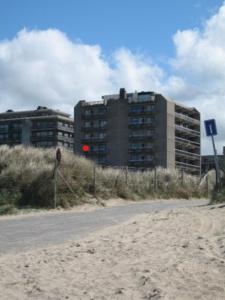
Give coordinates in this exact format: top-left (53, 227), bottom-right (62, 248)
top-left (154, 167), bottom-right (157, 192)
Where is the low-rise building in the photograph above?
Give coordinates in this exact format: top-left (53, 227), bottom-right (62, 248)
top-left (0, 106), bottom-right (74, 150)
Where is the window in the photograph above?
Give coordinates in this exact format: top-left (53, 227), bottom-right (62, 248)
top-left (0, 124), bottom-right (8, 132)
top-left (36, 121), bottom-right (54, 128)
top-left (36, 131), bottom-right (53, 137)
top-left (84, 110), bottom-right (91, 116)
top-left (12, 133), bottom-right (21, 139)
top-left (99, 144), bottom-right (106, 151)
top-left (146, 105), bottom-right (154, 112)
top-left (12, 123), bottom-right (22, 130)
top-left (129, 105), bottom-right (145, 113)
top-left (0, 133), bottom-right (8, 140)
top-left (129, 118), bottom-right (141, 125)
top-left (98, 107), bottom-right (107, 114)
top-left (36, 141), bottom-right (53, 147)
top-left (84, 121), bottom-right (91, 128)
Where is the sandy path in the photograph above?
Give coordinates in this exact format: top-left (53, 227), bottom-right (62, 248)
top-left (0, 199), bottom-right (207, 254)
top-left (0, 205), bottom-right (225, 299)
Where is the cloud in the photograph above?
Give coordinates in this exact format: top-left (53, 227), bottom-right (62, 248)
top-left (0, 29), bottom-right (113, 113)
top-left (0, 28), bottom-right (167, 117)
top-left (112, 48), bottom-right (164, 91)
top-left (0, 3), bottom-right (225, 154)
top-left (170, 3), bottom-right (225, 154)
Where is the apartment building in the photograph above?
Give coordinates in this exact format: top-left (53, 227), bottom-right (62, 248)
top-left (0, 106), bottom-right (74, 150)
top-left (74, 89), bottom-right (201, 175)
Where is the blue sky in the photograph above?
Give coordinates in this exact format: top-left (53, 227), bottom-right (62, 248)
top-left (0, 0), bottom-right (222, 64)
top-left (0, 0), bottom-right (225, 153)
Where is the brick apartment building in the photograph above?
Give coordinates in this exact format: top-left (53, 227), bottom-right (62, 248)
top-left (0, 106), bottom-right (74, 150)
top-left (74, 89), bottom-right (201, 175)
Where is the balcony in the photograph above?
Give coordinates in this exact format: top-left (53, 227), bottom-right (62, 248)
top-left (129, 122), bottom-right (154, 129)
top-left (82, 125), bottom-right (107, 131)
top-left (86, 149), bottom-right (108, 156)
top-left (175, 125), bottom-right (200, 137)
top-left (176, 161), bottom-right (200, 173)
top-left (31, 135), bottom-right (54, 142)
top-left (128, 109), bottom-right (154, 116)
top-left (56, 124), bottom-right (74, 133)
top-left (175, 112), bottom-right (200, 125)
top-left (129, 146), bottom-right (153, 153)
top-left (57, 135), bottom-right (73, 143)
top-left (129, 159), bottom-right (154, 167)
top-left (82, 136), bottom-right (107, 143)
top-left (175, 136), bottom-right (200, 147)
top-left (175, 149), bottom-right (200, 161)
top-left (82, 112), bottom-right (107, 120)
top-left (129, 134), bottom-right (154, 141)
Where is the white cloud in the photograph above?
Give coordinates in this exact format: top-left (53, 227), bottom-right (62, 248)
top-left (170, 3), bottom-right (225, 154)
top-left (112, 48), bottom-right (164, 91)
top-left (0, 3), bottom-right (225, 154)
top-left (0, 29), bottom-right (113, 113)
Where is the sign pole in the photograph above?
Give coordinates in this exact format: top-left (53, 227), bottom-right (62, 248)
top-left (211, 134), bottom-right (220, 188)
top-left (204, 119), bottom-right (220, 190)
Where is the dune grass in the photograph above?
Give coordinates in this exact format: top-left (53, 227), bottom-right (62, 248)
top-left (0, 145), bottom-right (208, 213)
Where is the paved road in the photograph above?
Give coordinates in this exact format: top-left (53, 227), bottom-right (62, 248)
top-left (0, 199), bottom-right (208, 254)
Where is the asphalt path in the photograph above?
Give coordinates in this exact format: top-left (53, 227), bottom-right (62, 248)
top-left (0, 199), bottom-right (208, 255)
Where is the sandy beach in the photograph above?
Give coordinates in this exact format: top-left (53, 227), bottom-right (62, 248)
top-left (0, 204), bottom-right (225, 299)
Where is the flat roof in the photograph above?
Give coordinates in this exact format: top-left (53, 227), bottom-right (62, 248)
top-left (0, 107), bottom-right (71, 120)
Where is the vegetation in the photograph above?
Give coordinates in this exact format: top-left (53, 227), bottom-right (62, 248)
top-left (0, 145), bottom-right (209, 214)
top-left (210, 162), bottom-right (225, 203)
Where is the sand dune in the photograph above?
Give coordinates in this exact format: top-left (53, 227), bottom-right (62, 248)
top-left (0, 205), bottom-right (225, 299)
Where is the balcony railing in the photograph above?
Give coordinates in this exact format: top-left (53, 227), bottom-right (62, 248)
top-left (82, 125), bottom-right (107, 131)
top-left (175, 113), bottom-right (200, 125)
top-left (129, 122), bottom-right (154, 128)
top-left (82, 136), bottom-right (107, 142)
top-left (86, 149), bottom-right (107, 155)
top-left (175, 136), bottom-right (200, 146)
top-left (176, 161), bottom-right (200, 170)
top-left (82, 112), bottom-right (107, 119)
top-left (175, 125), bottom-right (200, 136)
top-left (128, 109), bottom-right (154, 115)
top-left (175, 149), bottom-right (200, 161)
top-left (129, 146), bottom-right (153, 153)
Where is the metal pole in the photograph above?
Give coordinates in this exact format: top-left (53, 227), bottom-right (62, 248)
top-left (211, 134), bottom-right (220, 188)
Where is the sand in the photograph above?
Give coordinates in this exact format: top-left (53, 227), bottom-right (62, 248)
top-left (0, 198), bottom-right (135, 221)
top-left (0, 204), bottom-right (225, 299)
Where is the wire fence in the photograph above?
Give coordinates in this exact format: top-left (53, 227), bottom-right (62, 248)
top-left (0, 147), bottom-right (217, 212)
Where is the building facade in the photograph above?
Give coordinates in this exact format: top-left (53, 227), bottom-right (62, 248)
top-left (0, 106), bottom-right (74, 150)
top-left (74, 89), bottom-right (201, 174)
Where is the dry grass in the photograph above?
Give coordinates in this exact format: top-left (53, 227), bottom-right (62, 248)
top-left (0, 145), bottom-right (208, 212)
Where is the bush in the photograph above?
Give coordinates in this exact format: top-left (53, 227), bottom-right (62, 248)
top-left (0, 145), bottom-right (208, 211)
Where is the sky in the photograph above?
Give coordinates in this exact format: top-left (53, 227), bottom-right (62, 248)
top-left (0, 0), bottom-right (224, 154)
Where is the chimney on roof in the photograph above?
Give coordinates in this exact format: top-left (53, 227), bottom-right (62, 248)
top-left (37, 106), bottom-right (47, 110)
top-left (119, 88), bottom-right (127, 100)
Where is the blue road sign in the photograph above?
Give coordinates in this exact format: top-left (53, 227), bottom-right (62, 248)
top-left (204, 119), bottom-right (217, 136)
